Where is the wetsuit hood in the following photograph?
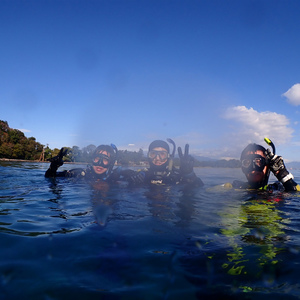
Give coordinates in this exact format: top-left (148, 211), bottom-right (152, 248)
top-left (240, 143), bottom-right (270, 188)
top-left (91, 144), bottom-right (118, 177)
top-left (148, 140), bottom-right (170, 171)
top-left (148, 140), bottom-right (170, 153)
top-left (240, 143), bottom-right (267, 161)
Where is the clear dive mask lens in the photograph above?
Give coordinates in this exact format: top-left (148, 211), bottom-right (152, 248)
top-left (241, 154), bottom-right (266, 173)
top-left (148, 150), bottom-right (169, 161)
top-left (93, 154), bottom-right (110, 167)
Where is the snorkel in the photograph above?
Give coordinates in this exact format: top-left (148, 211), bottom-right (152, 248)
top-left (264, 137), bottom-right (276, 155)
top-left (263, 137), bottom-right (276, 188)
top-left (107, 143), bottom-right (118, 177)
top-left (167, 138), bottom-right (176, 171)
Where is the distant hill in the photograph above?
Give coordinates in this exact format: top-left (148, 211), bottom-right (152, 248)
top-left (194, 155), bottom-right (217, 162)
top-left (194, 156), bottom-right (300, 170)
top-left (286, 161), bottom-right (300, 170)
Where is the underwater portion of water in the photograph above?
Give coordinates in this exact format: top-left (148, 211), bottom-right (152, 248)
top-left (1, 161), bottom-right (300, 299)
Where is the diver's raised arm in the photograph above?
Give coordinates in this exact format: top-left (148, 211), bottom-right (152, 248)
top-left (45, 148), bottom-right (68, 178)
top-left (265, 148), bottom-right (299, 192)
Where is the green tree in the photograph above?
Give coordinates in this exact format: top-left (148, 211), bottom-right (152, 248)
top-left (12, 144), bottom-right (24, 159)
top-left (9, 129), bottom-right (25, 144)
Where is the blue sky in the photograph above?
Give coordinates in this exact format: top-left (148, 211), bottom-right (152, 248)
top-left (1, 0), bottom-right (300, 161)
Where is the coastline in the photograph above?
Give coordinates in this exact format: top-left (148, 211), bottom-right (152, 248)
top-left (0, 158), bottom-right (82, 164)
top-left (0, 158), bottom-right (147, 167)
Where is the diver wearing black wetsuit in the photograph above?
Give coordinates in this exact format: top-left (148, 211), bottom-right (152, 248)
top-left (231, 142), bottom-right (299, 192)
top-left (122, 139), bottom-right (203, 187)
top-left (45, 144), bottom-right (120, 182)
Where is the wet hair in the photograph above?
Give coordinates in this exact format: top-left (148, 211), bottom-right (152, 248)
top-left (240, 143), bottom-right (267, 161)
top-left (148, 140), bottom-right (170, 153)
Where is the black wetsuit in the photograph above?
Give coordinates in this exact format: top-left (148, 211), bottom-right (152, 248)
top-left (121, 166), bottom-right (204, 187)
top-left (45, 164), bottom-right (122, 182)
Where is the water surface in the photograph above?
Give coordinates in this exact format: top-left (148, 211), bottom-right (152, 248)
top-left (1, 162), bottom-right (300, 299)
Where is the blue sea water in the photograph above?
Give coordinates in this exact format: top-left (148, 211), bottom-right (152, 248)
top-left (1, 161), bottom-right (300, 299)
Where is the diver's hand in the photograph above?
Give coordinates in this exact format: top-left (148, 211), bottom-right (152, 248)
top-left (130, 172), bottom-right (145, 184)
top-left (48, 148), bottom-right (68, 168)
top-left (127, 171), bottom-right (145, 184)
top-left (178, 144), bottom-right (194, 175)
top-left (265, 149), bottom-right (291, 182)
top-left (45, 148), bottom-right (68, 177)
top-left (121, 169), bottom-right (145, 184)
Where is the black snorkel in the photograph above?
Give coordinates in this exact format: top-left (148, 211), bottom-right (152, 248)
top-left (261, 137), bottom-right (276, 188)
top-left (167, 138), bottom-right (176, 171)
top-left (167, 138), bottom-right (176, 158)
top-left (107, 143), bottom-right (118, 177)
top-left (264, 137), bottom-right (276, 155)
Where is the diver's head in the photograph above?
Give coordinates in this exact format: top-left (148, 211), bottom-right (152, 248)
top-left (240, 143), bottom-right (269, 187)
top-left (148, 140), bottom-right (170, 170)
top-left (92, 145), bottom-right (117, 176)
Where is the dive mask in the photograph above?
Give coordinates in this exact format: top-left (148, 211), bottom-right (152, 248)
top-left (92, 153), bottom-right (111, 168)
top-left (241, 154), bottom-right (266, 173)
top-left (148, 150), bottom-right (169, 161)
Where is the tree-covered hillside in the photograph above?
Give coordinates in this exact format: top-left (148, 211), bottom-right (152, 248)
top-left (0, 120), bottom-right (44, 160)
top-left (0, 120), bottom-right (147, 164)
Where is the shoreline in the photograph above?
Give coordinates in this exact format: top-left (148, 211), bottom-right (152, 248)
top-left (0, 158), bottom-right (148, 167)
top-left (0, 158), bottom-right (83, 164)
top-left (0, 158), bottom-right (240, 168)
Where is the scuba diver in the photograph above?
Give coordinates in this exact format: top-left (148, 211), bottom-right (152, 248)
top-left (231, 139), bottom-right (300, 192)
top-left (123, 139), bottom-right (204, 187)
top-left (45, 144), bottom-right (120, 181)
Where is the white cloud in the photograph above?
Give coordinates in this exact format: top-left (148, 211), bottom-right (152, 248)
top-left (282, 83), bottom-right (300, 106)
top-left (224, 106), bottom-right (293, 147)
top-left (18, 128), bottom-right (31, 133)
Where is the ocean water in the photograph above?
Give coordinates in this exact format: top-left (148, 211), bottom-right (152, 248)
top-left (1, 161), bottom-right (300, 299)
